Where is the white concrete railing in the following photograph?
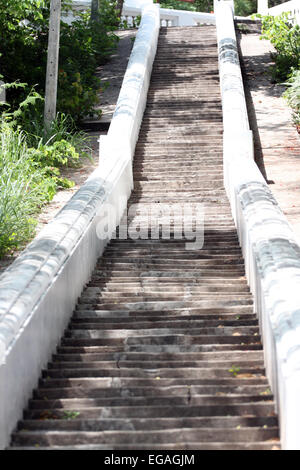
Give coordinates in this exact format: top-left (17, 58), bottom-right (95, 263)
top-left (257, 0), bottom-right (300, 24)
top-left (68, 0), bottom-right (215, 27)
top-left (100, 3), bottom-right (160, 168)
top-left (216, 0), bottom-right (300, 450)
top-left (122, 5), bottom-right (215, 27)
top-left (257, 0), bottom-right (269, 15)
top-left (0, 3), bottom-right (160, 450)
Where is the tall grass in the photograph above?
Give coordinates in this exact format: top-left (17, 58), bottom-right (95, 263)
top-left (0, 123), bottom-right (45, 256)
top-left (23, 110), bottom-right (92, 159)
top-left (0, 105), bottom-right (92, 257)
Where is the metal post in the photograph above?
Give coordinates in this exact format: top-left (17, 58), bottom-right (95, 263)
top-left (44, 0), bottom-right (61, 133)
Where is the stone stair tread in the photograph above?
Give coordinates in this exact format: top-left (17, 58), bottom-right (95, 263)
top-left (22, 402), bottom-right (277, 420)
top-left (28, 395), bottom-right (274, 410)
top-left (16, 415), bottom-right (279, 431)
top-left (73, 306), bottom-right (255, 315)
top-left (65, 326), bottom-right (258, 336)
top-left (8, 442), bottom-right (280, 450)
top-left (52, 349), bottom-right (263, 358)
top-left (47, 359), bottom-right (264, 369)
top-left (38, 376), bottom-right (270, 388)
top-left (10, 427), bottom-right (279, 447)
top-left (33, 384), bottom-right (270, 398)
top-left (75, 301), bottom-right (254, 310)
top-left (69, 321), bottom-right (258, 330)
top-left (57, 345), bottom-right (264, 354)
top-left (72, 312), bottom-right (255, 320)
top-left (41, 367), bottom-right (265, 379)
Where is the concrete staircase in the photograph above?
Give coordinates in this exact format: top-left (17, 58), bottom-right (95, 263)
top-left (9, 26), bottom-right (280, 450)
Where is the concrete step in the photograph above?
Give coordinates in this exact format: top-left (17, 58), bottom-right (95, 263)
top-left (73, 307), bottom-right (255, 318)
top-left (57, 336), bottom-right (262, 351)
top-left (71, 313), bottom-right (257, 323)
top-left (38, 376), bottom-right (269, 389)
top-left (47, 357), bottom-right (264, 369)
top-left (102, 247), bottom-right (242, 255)
top-left (17, 415), bottom-right (278, 431)
top-left (68, 321), bottom-right (258, 332)
top-left (9, 442), bottom-right (280, 450)
top-left (11, 427), bottom-right (279, 447)
top-left (28, 394), bottom-right (273, 410)
top-left (22, 402), bottom-right (276, 420)
top-left (32, 384), bottom-right (270, 399)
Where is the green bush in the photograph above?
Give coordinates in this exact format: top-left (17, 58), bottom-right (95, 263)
top-left (0, 119), bottom-right (82, 256)
top-left (194, 0), bottom-right (213, 12)
top-left (159, 0), bottom-right (257, 15)
top-left (159, 0), bottom-right (197, 11)
top-left (260, 12), bottom-right (300, 81)
top-left (257, 12), bottom-right (300, 130)
top-left (159, 0), bottom-right (213, 13)
top-left (234, 0), bottom-right (257, 16)
top-left (0, 0), bottom-right (119, 122)
top-left (99, 0), bottom-right (124, 29)
top-left (269, 0), bottom-right (288, 6)
top-left (283, 69), bottom-right (300, 127)
top-left (0, 117), bottom-right (83, 256)
top-left (58, 10), bottom-right (119, 121)
top-left (0, 1), bottom-right (111, 256)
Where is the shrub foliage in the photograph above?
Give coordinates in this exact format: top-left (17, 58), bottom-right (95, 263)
top-left (0, 0), bottom-right (120, 122)
top-left (260, 12), bottom-right (300, 81)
